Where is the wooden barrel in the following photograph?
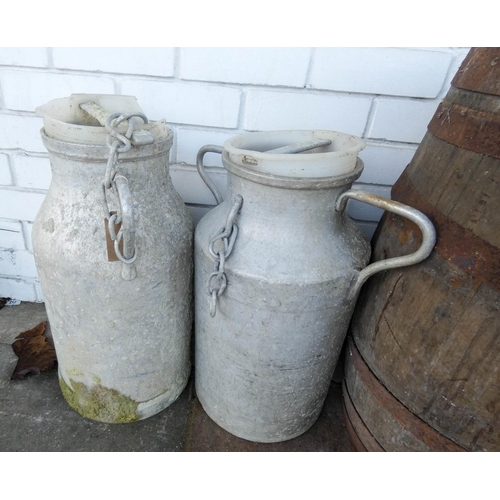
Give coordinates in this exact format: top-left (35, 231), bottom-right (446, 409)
top-left (344, 48), bottom-right (500, 452)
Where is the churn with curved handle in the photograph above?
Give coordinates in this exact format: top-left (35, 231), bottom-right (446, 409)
top-left (194, 130), bottom-right (435, 442)
top-left (32, 94), bottom-right (193, 423)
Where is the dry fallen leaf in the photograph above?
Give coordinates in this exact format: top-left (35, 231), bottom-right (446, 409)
top-left (11, 321), bottom-right (57, 380)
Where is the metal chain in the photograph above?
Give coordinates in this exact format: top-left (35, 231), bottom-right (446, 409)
top-left (102, 112), bottom-right (148, 264)
top-left (206, 195), bottom-right (243, 317)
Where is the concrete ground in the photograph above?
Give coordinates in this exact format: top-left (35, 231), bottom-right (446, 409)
top-left (0, 302), bottom-right (355, 452)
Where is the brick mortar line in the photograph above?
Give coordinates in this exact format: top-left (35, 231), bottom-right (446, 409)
top-left (0, 150), bottom-right (48, 158)
top-left (0, 64), bottom-right (447, 102)
top-left (0, 273), bottom-right (39, 282)
top-left (0, 185), bottom-right (48, 195)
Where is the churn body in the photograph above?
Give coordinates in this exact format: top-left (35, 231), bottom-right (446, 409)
top-left (32, 95), bottom-right (194, 423)
top-left (194, 131), bottom-right (435, 443)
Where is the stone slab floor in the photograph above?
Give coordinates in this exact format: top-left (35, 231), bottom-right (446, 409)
top-left (0, 302), bottom-right (355, 452)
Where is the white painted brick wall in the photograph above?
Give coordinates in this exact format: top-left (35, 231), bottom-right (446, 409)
top-left (367, 97), bottom-right (441, 143)
top-left (0, 154), bottom-right (12, 185)
top-left (0, 114), bottom-right (45, 151)
top-left (0, 219), bottom-right (25, 250)
top-left (12, 155), bottom-right (52, 190)
top-left (0, 249), bottom-right (38, 277)
top-left (1, 69), bottom-right (115, 112)
top-left (243, 90), bottom-right (372, 134)
top-left (52, 48), bottom-right (176, 77)
top-left (120, 79), bottom-right (241, 128)
top-left (0, 47), bottom-right (470, 301)
top-left (310, 48), bottom-right (453, 98)
top-left (0, 48), bottom-right (48, 68)
top-left (180, 48), bottom-right (311, 87)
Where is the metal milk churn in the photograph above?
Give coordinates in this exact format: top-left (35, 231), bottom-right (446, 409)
top-left (32, 94), bottom-right (194, 423)
top-left (194, 130), bottom-right (436, 442)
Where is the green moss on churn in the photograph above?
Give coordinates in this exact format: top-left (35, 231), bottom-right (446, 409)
top-left (59, 377), bottom-right (140, 423)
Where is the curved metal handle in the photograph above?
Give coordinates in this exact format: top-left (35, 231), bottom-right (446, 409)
top-left (114, 175), bottom-right (137, 281)
top-left (336, 189), bottom-right (436, 298)
top-left (196, 145), bottom-right (224, 205)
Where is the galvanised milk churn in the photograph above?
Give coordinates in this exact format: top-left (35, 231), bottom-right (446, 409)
top-left (33, 94), bottom-right (193, 423)
top-left (194, 130), bottom-right (435, 442)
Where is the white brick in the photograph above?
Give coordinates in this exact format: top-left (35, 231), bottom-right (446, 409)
top-left (358, 143), bottom-right (417, 185)
top-left (34, 280), bottom-right (44, 302)
top-left (0, 220), bottom-right (25, 250)
top-left (0, 250), bottom-right (38, 277)
top-left (121, 79), bottom-right (241, 128)
top-left (0, 277), bottom-right (37, 302)
top-left (1, 70), bottom-right (115, 112)
top-left (187, 205), bottom-right (211, 226)
top-left (23, 222), bottom-right (34, 252)
top-left (0, 155), bottom-right (12, 185)
top-left (368, 98), bottom-right (439, 143)
top-left (0, 189), bottom-right (46, 222)
top-left (0, 48), bottom-right (48, 67)
top-left (310, 48), bottom-right (452, 98)
top-left (176, 128), bottom-right (236, 168)
top-left (244, 90), bottom-right (371, 135)
top-left (180, 48), bottom-right (310, 87)
top-left (52, 48), bottom-right (175, 77)
top-left (0, 114), bottom-right (44, 152)
top-left (347, 184), bottom-right (392, 222)
top-left (13, 155), bottom-right (52, 190)
top-left (170, 164), bottom-right (227, 206)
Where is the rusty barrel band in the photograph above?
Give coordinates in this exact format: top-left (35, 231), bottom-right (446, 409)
top-left (452, 48), bottom-right (500, 97)
top-left (428, 100), bottom-right (500, 160)
top-left (391, 170), bottom-right (500, 293)
top-left (347, 338), bottom-right (466, 452)
top-left (342, 380), bottom-right (384, 452)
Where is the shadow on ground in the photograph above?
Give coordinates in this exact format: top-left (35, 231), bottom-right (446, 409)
top-left (0, 303), bottom-right (355, 452)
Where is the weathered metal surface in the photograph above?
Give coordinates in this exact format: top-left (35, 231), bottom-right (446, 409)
top-left (32, 121), bottom-right (194, 423)
top-left (194, 130), bottom-right (435, 443)
top-left (184, 381), bottom-right (356, 452)
top-left (392, 169), bottom-right (500, 292)
top-left (452, 47), bottom-right (500, 96)
top-left (344, 339), bottom-right (466, 452)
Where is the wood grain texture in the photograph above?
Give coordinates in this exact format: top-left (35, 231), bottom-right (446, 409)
top-left (351, 214), bottom-right (500, 451)
top-left (392, 168), bottom-right (500, 292)
top-left (346, 47), bottom-right (500, 452)
top-left (342, 380), bottom-right (384, 452)
top-left (452, 48), bottom-right (500, 96)
top-left (344, 339), bottom-right (466, 452)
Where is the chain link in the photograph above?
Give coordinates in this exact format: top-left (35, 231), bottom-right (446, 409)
top-left (102, 112), bottom-right (148, 264)
top-left (206, 195), bottom-right (243, 317)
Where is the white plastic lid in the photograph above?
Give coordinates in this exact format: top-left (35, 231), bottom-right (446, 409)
top-left (224, 130), bottom-right (366, 178)
top-left (36, 94), bottom-right (170, 144)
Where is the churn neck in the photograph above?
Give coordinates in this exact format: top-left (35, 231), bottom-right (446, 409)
top-left (221, 152), bottom-right (364, 222)
top-left (222, 151), bottom-right (364, 191)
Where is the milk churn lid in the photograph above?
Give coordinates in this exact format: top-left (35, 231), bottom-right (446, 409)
top-left (36, 94), bottom-right (170, 144)
top-left (223, 130), bottom-right (366, 178)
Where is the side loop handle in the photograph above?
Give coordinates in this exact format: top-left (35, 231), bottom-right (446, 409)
top-left (336, 189), bottom-right (436, 299)
top-left (196, 145), bottom-right (224, 205)
top-left (114, 175), bottom-right (137, 281)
